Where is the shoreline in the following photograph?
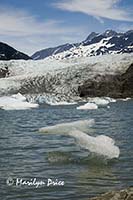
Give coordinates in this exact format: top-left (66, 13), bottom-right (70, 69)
top-left (90, 187), bottom-right (133, 200)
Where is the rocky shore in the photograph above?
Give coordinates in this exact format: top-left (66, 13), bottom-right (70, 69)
top-left (90, 187), bottom-right (133, 200)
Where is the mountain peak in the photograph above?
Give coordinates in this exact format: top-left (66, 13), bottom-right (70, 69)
top-left (102, 30), bottom-right (117, 37)
top-left (32, 29), bottom-right (133, 60)
top-left (84, 32), bottom-right (99, 43)
top-left (125, 30), bottom-right (133, 35)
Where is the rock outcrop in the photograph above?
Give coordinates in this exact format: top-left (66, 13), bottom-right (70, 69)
top-left (0, 67), bottom-right (10, 78)
top-left (78, 63), bottom-right (133, 98)
top-left (90, 187), bottom-right (133, 200)
top-left (121, 63), bottom-right (133, 97)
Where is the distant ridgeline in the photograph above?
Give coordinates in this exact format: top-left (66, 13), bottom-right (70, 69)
top-left (0, 42), bottom-right (31, 61)
top-left (32, 30), bottom-right (133, 60)
top-left (1, 30), bottom-right (132, 61)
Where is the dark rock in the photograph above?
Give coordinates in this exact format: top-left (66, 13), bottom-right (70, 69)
top-left (78, 63), bottom-right (133, 98)
top-left (0, 67), bottom-right (10, 78)
top-left (83, 32), bottom-right (99, 45)
top-left (102, 29), bottom-right (118, 37)
top-left (0, 42), bottom-right (31, 60)
top-left (90, 187), bottom-right (133, 200)
top-left (121, 63), bottom-right (133, 97)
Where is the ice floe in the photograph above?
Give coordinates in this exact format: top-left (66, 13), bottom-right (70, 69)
top-left (69, 130), bottom-right (120, 159)
top-left (39, 119), bottom-right (120, 159)
top-left (0, 93), bottom-right (38, 110)
top-left (39, 119), bottom-right (95, 134)
top-left (77, 102), bottom-right (98, 110)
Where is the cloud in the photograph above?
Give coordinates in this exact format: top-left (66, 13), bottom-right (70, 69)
top-left (0, 7), bottom-right (78, 36)
top-left (54, 0), bottom-right (133, 22)
top-left (0, 7), bottom-right (88, 55)
top-left (117, 24), bottom-right (133, 32)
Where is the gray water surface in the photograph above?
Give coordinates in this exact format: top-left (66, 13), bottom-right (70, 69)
top-left (0, 100), bottom-right (133, 200)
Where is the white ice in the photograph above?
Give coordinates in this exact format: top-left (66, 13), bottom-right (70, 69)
top-left (88, 97), bottom-right (110, 105)
top-left (0, 93), bottom-right (38, 110)
top-left (39, 119), bottom-right (120, 159)
top-left (77, 102), bottom-right (98, 110)
top-left (0, 54), bottom-right (132, 96)
top-left (69, 130), bottom-right (120, 159)
top-left (39, 119), bottom-right (95, 134)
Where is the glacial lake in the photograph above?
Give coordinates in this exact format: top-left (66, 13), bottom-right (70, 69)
top-left (0, 100), bottom-right (133, 199)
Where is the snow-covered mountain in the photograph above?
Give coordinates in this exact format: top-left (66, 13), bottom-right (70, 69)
top-left (32, 30), bottom-right (133, 60)
top-left (32, 43), bottom-right (79, 60)
top-left (0, 42), bottom-right (31, 60)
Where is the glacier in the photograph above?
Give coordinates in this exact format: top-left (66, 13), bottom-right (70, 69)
top-left (0, 53), bottom-right (132, 103)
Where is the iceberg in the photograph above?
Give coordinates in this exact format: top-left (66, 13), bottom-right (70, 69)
top-left (88, 97), bottom-right (110, 105)
top-left (39, 119), bottom-right (95, 134)
top-left (39, 119), bottom-right (120, 159)
top-left (121, 97), bottom-right (131, 101)
top-left (0, 93), bottom-right (38, 110)
top-left (68, 130), bottom-right (120, 159)
top-left (77, 102), bottom-right (98, 110)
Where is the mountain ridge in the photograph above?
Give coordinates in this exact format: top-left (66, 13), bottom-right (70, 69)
top-left (32, 29), bottom-right (133, 60)
top-left (0, 42), bottom-right (31, 61)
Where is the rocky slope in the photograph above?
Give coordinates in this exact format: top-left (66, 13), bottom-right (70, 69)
top-left (32, 30), bottom-right (133, 60)
top-left (0, 42), bottom-right (31, 61)
top-left (90, 187), bottom-right (133, 200)
top-left (78, 63), bottom-right (133, 98)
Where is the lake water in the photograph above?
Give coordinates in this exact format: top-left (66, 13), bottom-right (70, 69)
top-left (0, 100), bottom-right (133, 199)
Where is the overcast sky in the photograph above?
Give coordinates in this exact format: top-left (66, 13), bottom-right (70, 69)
top-left (0, 0), bottom-right (132, 55)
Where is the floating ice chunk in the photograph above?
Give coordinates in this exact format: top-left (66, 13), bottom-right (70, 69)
top-left (0, 94), bottom-right (38, 110)
top-left (121, 97), bottom-right (131, 101)
top-left (69, 130), bottom-right (120, 159)
top-left (88, 97), bottom-right (117, 105)
top-left (88, 97), bottom-right (110, 105)
top-left (39, 119), bottom-right (95, 134)
top-left (77, 102), bottom-right (98, 110)
top-left (39, 119), bottom-right (120, 159)
top-left (12, 93), bottom-right (27, 102)
top-left (104, 97), bottom-right (117, 103)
